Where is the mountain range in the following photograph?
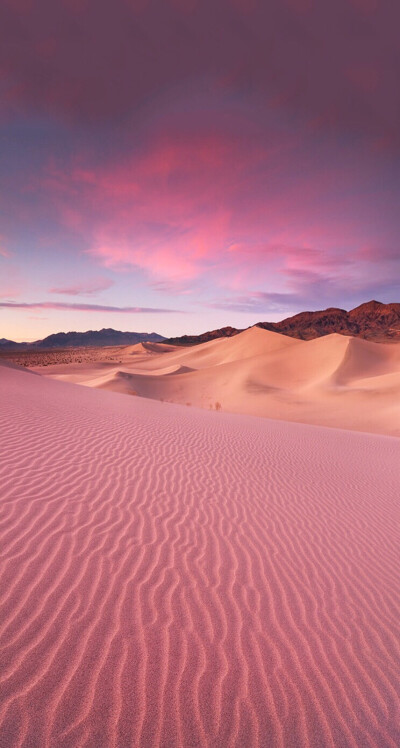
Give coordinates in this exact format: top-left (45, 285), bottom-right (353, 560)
top-left (167, 301), bottom-right (400, 345)
top-left (0, 328), bottom-right (165, 349)
top-left (1, 301), bottom-right (399, 350)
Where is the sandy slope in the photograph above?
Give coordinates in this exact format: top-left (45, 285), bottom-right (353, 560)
top-left (0, 363), bottom-right (399, 747)
top-left (36, 327), bottom-right (400, 436)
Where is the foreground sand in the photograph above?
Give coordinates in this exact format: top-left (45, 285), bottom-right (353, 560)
top-left (0, 363), bottom-right (399, 746)
top-left (28, 327), bottom-right (400, 436)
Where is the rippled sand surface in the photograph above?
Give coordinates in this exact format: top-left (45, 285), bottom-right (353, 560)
top-left (0, 363), bottom-right (399, 746)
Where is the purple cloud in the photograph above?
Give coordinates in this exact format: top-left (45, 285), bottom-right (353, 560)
top-left (49, 278), bottom-right (114, 295)
top-left (0, 244), bottom-right (11, 258)
top-left (0, 302), bottom-right (183, 314)
top-left (0, 1), bottom-right (398, 146)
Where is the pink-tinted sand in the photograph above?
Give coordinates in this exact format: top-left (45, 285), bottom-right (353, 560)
top-left (35, 327), bottom-right (400, 437)
top-left (0, 364), bottom-right (399, 747)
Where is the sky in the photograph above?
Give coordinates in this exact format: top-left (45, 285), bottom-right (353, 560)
top-left (0, 0), bottom-right (399, 341)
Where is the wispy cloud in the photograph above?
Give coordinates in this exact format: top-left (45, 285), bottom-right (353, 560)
top-left (0, 243), bottom-right (11, 258)
top-left (150, 280), bottom-right (195, 295)
top-left (49, 278), bottom-right (114, 295)
top-left (208, 291), bottom-right (309, 316)
top-left (208, 267), bottom-right (398, 317)
top-left (0, 301), bottom-right (183, 314)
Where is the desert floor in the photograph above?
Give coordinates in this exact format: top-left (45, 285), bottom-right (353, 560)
top-left (11, 326), bottom-right (400, 436)
top-left (0, 360), bottom-right (399, 747)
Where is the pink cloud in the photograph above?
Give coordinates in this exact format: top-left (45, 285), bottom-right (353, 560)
top-left (0, 262), bottom-right (25, 298)
top-left (0, 243), bottom-right (11, 258)
top-left (49, 277), bottom-right (114, 295)
top-left (42, 129), bottom-right (269, 283)
top-left (0, 290), bottom-right (20, 299)
top-left (29, 109), bottom-right (398, 305)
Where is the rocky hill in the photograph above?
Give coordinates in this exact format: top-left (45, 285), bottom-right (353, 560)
top-left (260, 301), bottom-right (400, 341)
top-left (167, 326), bottom-right (241, 346)
top-left (2, 302), bottom-right (399, 350)
top-left (167, 301), bottom-right (400, 345)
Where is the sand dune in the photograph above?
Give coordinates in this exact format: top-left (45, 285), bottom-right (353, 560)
top-left (125, 341), bottom-right (179, 355)
top-left (37, 327), bottom-right (400, 436)
top-left (0, 363), bottom-right (399, 746)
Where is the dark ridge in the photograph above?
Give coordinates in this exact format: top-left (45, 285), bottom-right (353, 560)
top-left (167, 301), bottom-right (400, 346)
top-left (0, 328), bottom-right (166, 350)
top-left (2, 301), bottom-right (400, 350)
top-left (167, 326), bottom-right (242, 346)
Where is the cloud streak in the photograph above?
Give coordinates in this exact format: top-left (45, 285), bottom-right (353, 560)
top-left (49, 278), bottom-right (114, 295)
top-left (0, 242), bottom-right (11, 258)
top-left (0, 302), bottom-right (183, 314)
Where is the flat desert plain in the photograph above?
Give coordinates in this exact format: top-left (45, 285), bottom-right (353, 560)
top-left (0, 329), bottom-right (399, 747)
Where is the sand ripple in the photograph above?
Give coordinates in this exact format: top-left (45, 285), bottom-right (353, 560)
top-left (0, 366), bottom-right (399, 747)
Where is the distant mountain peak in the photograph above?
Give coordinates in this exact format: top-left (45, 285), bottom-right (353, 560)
top-left (167, 300), bottom-right (400, 346)
top-left (350, 299), bottom-right (383, 312)
top-left (2, 301), bottom-right (399, 351)
top-left (0, 329), bottom-right (166, 350)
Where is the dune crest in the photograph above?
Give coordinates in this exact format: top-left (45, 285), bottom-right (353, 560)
top-left (36, 326), bottom-right (400, 436)
top-left (125, 341), bottom-right (178, 355)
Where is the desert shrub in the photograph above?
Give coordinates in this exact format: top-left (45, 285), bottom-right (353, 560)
top-left (215, 401), bottom-right (222, 411)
